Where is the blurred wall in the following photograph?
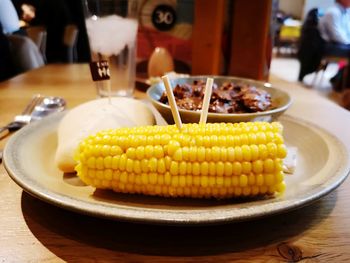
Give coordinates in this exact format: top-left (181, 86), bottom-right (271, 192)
top-left (279, 0), bottom-right (335, 19)
top-left (279, 0), bottom-right (304, 19)
top-left (302, 0), bottom-right (334, 18)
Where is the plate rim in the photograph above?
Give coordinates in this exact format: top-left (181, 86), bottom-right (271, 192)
top-left (3, 112), bottom-right (350, 225)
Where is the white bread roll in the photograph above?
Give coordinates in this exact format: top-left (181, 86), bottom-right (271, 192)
top-left (55, 97), bottom-right (155, 173)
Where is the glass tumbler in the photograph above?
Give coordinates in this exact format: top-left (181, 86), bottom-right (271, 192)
top-left (84, 0), bottom-right (139, 97)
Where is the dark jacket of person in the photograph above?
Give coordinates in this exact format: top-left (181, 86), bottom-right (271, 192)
top-left (0, 23), bottom-right (16, 81)
top-left (297, 8), bottom-right (325, 81)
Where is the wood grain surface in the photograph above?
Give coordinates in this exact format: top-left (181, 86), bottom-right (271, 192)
top-left (0, 64), bottom-right (350, 262)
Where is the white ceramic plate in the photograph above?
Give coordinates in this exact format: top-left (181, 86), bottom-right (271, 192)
top-left (3, 112), bottom-right (350, 225)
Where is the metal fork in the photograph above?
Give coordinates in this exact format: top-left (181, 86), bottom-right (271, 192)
top-left (0, 94), bottom-right (44, 138)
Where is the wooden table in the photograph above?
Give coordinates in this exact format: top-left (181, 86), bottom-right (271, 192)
top-left (1, 64), bottom-right (350, 262)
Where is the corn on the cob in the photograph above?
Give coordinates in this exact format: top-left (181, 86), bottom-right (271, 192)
top-left (75, 122), bottom-right (287, 199)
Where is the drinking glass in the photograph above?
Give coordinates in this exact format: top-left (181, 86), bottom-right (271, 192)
top-left (84, 0), bottom-right (139, 97)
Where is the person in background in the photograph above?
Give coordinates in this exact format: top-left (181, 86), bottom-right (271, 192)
top-left (0, 0), bottom-right (21, 34)
top-left (318, 0), bottom-right (350, 94)
top-left (12, 0), bottom-right (72, 63)
top-left (0, 0), bottom-right (21, 81)
top-left (0, 0), bottom-right (44, 81)
top-left (319, 0), bottom-right (350, 57)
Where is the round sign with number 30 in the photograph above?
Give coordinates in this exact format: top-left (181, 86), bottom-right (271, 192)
top-left (151, 5), bottom-right (177, 31)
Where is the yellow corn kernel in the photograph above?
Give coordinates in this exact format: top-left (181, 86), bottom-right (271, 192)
top-left (128, 173), bottom-right (135, 184)
top-left (232, 176), bottom-right (239, 186)
top-left (200, 176), bottom-right (209, 187)
top-left (157, 158), bottom-right (166, 174)
top-left (173, 148), bottom-right (182, 161)
top-left (149, 157), bottom-right (157, 172)
top-left (258, 144), bottom-right (268, 159)
top-left (189, 146), bottom-right (197, 162)
top-left (96, 170), bottom-right (103, 180)
top-left (239, 174), bottom-right (248, 187)
top-left (210, 135), bottom-right (218, 147)
top-left (248, 173), bottom-right (255, 185)
top-left (87, 157), bottom-right (95, 169)
top-left (95, 157), bottom-right (103, 170)
top-left (220, 148), bottom-right (227, 161)
top-left (242, 161), bottom-right (252, 174)
top-left (242, 145), bottom-right (251, 161)
top-left (182, 146), bottom-right (189, 161)
top-left (197, 146), bottom-right (206, 162)
top-left (193, 175), bottom-right (200, 186)
top-left (217, 135), bottom-right (226, 146)
top-left (205, 148), bottom-right (212, 161)
top-left (103, 156), bottom-right (112, 169)
top-left (216, 161), bottom-right (225, 177)
top-left (227, 147), bottom-right (235, 161)
top-left (126, 147), bottom-right (136, 159)
top-left (265, 173), bottom-right (275, 186)
top-left (252, 160), bottom-right (264, 174)
top-left (126, 158), bottom-right (133, 173)
top-left (135, 146), bottom-right (145, 160)
top-left (192, 162), bottom-right (200, 176)
top-left (211, 146), bottom-right (220, 161)
top-left (203, 135), bottom-right (211, 147)
top-left (118, 154), bottom-right (127, 171)
top-left (186, 175), bottom-right (193, 186)
top-left (195, 135), bottom-right (204, 146)
top-left (168, 140), bottom-right (180, 156)
top-left (209, 162), bottom-right (216, 176)
top-left (250, 144), bottom-right (259, 161)
top-left (145, 145), bottom-right (154, 158)
top-left (224, 162), bottom-right (233, 176)
top-left (170, 161), bottom-right (179, 175)
top-left (141, 173), bottom-right (148, 185)
top-left (216, 176), bottom-right (224, 186)
top-left (92, 144), bottom-right (102, 156)
top-left (133, 160), bottom-right (141, 174)
top-left (240, 134), bottom-right (249, 145)
top-left (160, 134), bottom-right (171, 145)
top-left (233, 162), bottom-right (242, 176)
top-left (120, 171), bottom-right (128, 183)
top-left (154, 145), bottom-right (164, 158)
top-left (186, 162), bottom-right (192, 174)
top-left (277, 144), bottom-right (287, 158)
top-left (208, 176), bottom-right (216, 187)
top-left (234, 146), bottom-right (243, 161)
top-left (256, 174), bottom-right (264, 186)
top-left (164, 156), bottom-right (172, 170)
top-left (200, 162), bottom-right (209, 176)
top-left (149, 173), bottom-right (157, 184)
top-left (164, 172), bottom-right (171, 185)
top-left (141, 159), bottom-right (149, 173)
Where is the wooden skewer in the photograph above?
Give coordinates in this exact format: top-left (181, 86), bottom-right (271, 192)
top-left (199, 78), bottom-right (214, 124)
top-left (161, 75), bottom-right (182, 130)
top-left (107, 79), bottom-right (112, 104)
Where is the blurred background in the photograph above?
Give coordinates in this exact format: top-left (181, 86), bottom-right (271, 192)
top-left (0, 0), bottom-right (345, 107)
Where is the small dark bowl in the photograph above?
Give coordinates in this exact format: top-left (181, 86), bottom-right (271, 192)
top-left (146, 76), bottom-right (292, 124)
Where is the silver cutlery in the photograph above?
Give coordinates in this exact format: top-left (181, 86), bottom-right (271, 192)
top-left (0, 94), bottom-right (66, 163)
top-left (0, 94), bottom-right (44, 137)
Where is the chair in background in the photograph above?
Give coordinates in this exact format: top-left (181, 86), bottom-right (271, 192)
top-left (26, 26), bottom-right (47, 63)
top-left (63, 24), bottom-right (79, 63)
top-left (275, 23), bottom-right (301, 56)
top-left (312, 56), bottom-right (349, 89)
top-left (7, 34), bottom-right (44, 73)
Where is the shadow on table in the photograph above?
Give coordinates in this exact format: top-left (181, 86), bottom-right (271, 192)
top-left (21, 191), bottom-right (336, 259)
